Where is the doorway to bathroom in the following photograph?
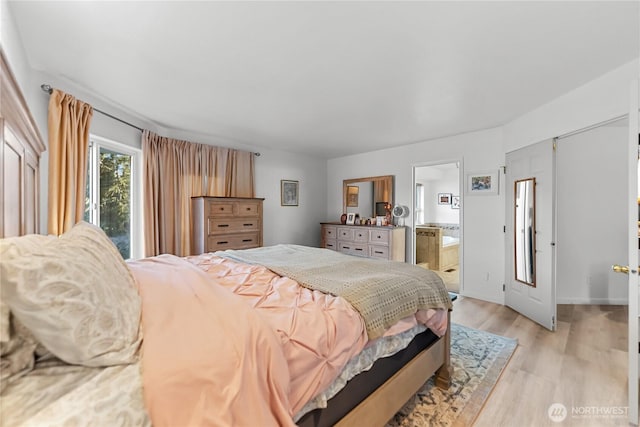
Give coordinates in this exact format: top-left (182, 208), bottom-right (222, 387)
top-left (413, 161), bottom-right (461, 293)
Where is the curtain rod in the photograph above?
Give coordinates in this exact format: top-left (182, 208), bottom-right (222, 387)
top-left (40, 84), bottom-right (261, 157)
top-left (41, 84), bottom-right (144, 132)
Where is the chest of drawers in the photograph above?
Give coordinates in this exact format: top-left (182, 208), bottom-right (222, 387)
top-left (320, 223), bottom-right (406, 262)
top-left (191, 197), bottom-right (264, 255)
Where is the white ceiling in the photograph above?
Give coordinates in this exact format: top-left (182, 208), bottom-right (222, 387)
top-left (8, 1), bottom-right (639, 158)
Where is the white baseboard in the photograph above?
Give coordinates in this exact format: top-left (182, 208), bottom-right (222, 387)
top-left (459, 289), bottom-right (503, 305)
top-left (556, 297), bottom-right (629, 305)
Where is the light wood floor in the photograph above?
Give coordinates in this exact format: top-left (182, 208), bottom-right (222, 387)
top-left (451, 297), bottom-right (629, 427)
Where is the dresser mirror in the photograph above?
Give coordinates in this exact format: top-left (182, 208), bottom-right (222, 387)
top-left (514, 177), bottom-right (536, 286)
top-left (343, 175), bottom-right (394, 218)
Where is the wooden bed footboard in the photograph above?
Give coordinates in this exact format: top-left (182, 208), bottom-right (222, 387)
top-left (335, 312), bottom-right (452, 427)
top-left (435, 310), bottom-right (453, 389)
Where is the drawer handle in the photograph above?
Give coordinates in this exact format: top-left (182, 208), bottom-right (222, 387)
top-left (243, 223), bottom-right (254, 227)
top-left (377, 235), bottom-right (382, 239)
top-left (219, 207), bottom-right (225, 211)
top-left (374, 251), bottom-right (383, 254)
top-left (343, 246), bottom-right (351, 250)
top-left (218, 241), bottom-right (229, 245)
top-left (218, 224), bottom-right (230, 228)
top-left (355, 248), bottom-right (363, 252)
top-left (242, 239), bottom-right (253, 242)
top-left (246, 207), bottom-right (251, 211)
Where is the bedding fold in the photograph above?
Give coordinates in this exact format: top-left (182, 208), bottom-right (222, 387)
top-left (217, 244), bottom-right (452, 339)
top-left (186, 253), bottom-right (368, 414)
top-left (129, 254), bottom-right (295, 427)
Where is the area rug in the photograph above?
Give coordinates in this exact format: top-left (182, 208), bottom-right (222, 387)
top-left (386, 323), bottom-right (518, 427)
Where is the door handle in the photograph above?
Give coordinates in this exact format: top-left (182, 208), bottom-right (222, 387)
top-left (612, 264), bottom-right (639, 274)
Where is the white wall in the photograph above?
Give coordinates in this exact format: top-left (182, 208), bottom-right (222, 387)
top-left (556, 125), bottom-right (628, 304)
top-left (254, 149), bottom-right (327, 247)
top-left (504, 59), bottom-right (639, 151)
top-left (1, 0), bottom-right (34, 111)
top-left (420, 168), bottom-right (460, 224)
top-left (327, 127), bottom-right (506, 304)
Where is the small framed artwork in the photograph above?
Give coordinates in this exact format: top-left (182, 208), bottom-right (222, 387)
top-left (346, 185), bottom-right (359, 207)
top-left (346, 212), bottom-right (356, 225)
top-left (281, 180), bottom-right (299, 206)
top-left (451, 196), bottom-right (460, 209)
top-left (438, 193), bottom-right (452, 205)
top-left (466, 170), bottom-right (499, 196)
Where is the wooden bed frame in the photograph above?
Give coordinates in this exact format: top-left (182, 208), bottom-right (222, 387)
top-left (2, 47), bottom-right (452, 427)
top-left (335, 312), bottom-right (452, 426)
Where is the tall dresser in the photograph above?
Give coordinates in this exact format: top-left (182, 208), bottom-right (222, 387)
top-left (320, 223), bottom-right (406, 262)
top-left (191, 197), bottom-right (264, 255)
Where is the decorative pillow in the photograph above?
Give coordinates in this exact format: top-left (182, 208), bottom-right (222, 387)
top-left (0, 222), bottom-right (142, 367)
top-left (1, 233), bottom-right (56, 344)
top-left (0, 314), bottom-right (38, 392)
top-left (1, 233), bottom-right (57, 390)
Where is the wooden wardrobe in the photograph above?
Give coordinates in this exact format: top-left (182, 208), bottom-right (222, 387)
top-left (1, 49), bottom-right (46, 238)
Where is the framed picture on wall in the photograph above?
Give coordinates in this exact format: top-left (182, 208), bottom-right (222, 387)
top-left (346, 185), bottom-right (359, 207)
top-left (466, 170), bottom-right (499, 196)
top-left (451, 196), bottom-right (460, 209)
top-left (281, 180), bottom-right (299, 206)
top-left (438, 193), bottom-right (452, 205)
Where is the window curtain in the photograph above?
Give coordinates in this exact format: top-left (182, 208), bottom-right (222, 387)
top-left (47, 89), bottom-right (93, 235)
top-left (142, 130), bottom-right (255, 257)
top-left (374, 178), bottom-right (392, 205)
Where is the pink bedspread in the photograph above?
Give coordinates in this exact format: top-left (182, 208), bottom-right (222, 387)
top-left (129, 252), bottom-right (447, 425)
top-left (185, 253), bottom-right (368, 414)
top-left (129, 255), bottom-right (296, 427)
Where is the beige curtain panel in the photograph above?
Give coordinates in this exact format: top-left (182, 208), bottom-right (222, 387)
top-left (142, 130), bottom-right (255, 257)
top-left (47, 89), bottom-right (93, 235)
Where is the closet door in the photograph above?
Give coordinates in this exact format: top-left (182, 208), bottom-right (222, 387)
top-left (504, 139), bottom-right (556, 330)
top-left (2, 124), bottom-right (24, 237)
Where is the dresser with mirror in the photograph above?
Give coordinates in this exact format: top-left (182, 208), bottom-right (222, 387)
top-left (321, 175), bottom-right (406, 262)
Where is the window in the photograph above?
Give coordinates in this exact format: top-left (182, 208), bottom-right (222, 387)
top-left (85, 136), bottom-right (142, 259)
top-left (415, 183), bottom-right (424, 225)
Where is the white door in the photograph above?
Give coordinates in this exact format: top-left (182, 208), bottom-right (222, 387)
top-left (505, 139), bottom-right (556, 330)
top-left (619, 80), bottom-right (639, 425)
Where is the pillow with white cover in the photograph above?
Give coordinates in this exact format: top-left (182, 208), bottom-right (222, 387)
top-left (0, 222), bottom-right (142, 367)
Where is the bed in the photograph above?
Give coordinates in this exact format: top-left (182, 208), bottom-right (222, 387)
top-left (416, 226), bottom-right (460, 271)
top-left (0, 224), bottom-right (453, 426)
top-left (1, 49), bottom-right (453, 425)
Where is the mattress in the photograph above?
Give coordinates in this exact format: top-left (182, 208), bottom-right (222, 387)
top-left (297, 326), bottom-right (439, 426)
